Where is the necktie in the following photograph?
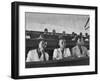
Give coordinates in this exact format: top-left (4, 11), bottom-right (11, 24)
top-left (41, 51), bottom-right (46, 61)
top-left (61, 49), bottom-right (64, 58)
top-left (43, 54), bottom-right (46, 61)
top-left (79, 46), bottom-right (82, 55)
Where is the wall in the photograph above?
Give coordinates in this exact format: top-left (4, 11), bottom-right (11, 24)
top-left (0, 0), bottom-right (99, 81)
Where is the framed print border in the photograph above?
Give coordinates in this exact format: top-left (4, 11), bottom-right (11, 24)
top-left (11, 1), bottom-right (98, 79)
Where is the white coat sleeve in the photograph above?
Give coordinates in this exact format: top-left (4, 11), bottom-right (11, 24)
top-left (66, 48), bottom-right (71, 57)
top-left (46, 53), bottom-right (49, 61)
top-left (53, 49), bottom-right (57, 60)
top-left (26, 51), bottom-right (32, 62)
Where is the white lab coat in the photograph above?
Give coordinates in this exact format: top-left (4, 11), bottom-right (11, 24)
top-left (26, 49), bottom-right (49, 62)
top-left (53, 48), bottom-right (71, 60)
top-left (72, 45), bottom-right (89, 57)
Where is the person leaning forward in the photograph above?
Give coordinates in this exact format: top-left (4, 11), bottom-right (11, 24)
top-left (26, 39), bottom-right (49, 62)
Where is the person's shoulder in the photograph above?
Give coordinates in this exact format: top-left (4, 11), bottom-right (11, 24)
top-left (65, 48), bottom-right (70, 50)
top-left (45, 52), bottom-right (49, 56)
top-left (64, 48), bottom-right (69, 51)
top-left (54, 48), bottom-right (59, 51)
top-left (72, 46), bottom-right (77, 50)
top-left (29, 49), bottom-right (36, 52)
top-left (53, 48), bottom-right (59, 53)
top-left (28, 49), bottom-right (37, 55)
top-left (82, 46), bottom-right (87, 50)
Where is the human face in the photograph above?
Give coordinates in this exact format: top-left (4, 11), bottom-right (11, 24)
top-left (59, 39), bottom-right (66, 49)
top-left (77, 38), bottom-right (84, 46)
top-left (39, 40), bottom-right (47, 50)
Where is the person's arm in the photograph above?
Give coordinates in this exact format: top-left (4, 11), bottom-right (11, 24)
top-left (53, 49), bottom-right (57, 60)
top-left (53, 49), bottom-right (62, 60)
top-left (46, 52), bottom-right (49, 61)
top-left (26, 51), bottom-right (32, 62)
top-left (77, 47), bottom-right (88, 57)
top-left (85, 47), bottom-right (89, 56)
top-left (66, 48), bottom-right (71, 57)
top-left (87, 50), bottom-right (89, 56)
top-left (71, 47), bottom-right (77, 58)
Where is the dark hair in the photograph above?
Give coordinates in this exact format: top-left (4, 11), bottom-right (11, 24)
top-left (44, 28), bottom-right (48, 32)
top-left (75, 36), bottom-right (84, 43)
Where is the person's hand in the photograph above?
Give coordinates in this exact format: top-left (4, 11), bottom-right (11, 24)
top-left (41, 49), bottom-right (45, 54)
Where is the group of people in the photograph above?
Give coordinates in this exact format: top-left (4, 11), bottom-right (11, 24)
top-left (26, 36), bottom-right (89, 62)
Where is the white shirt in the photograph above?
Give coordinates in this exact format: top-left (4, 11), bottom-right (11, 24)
top-left (53, 48), bottom-right (71, 60)
top-left (26, 49), bottom-right (49, 62)
top-left (72, 45), bottom-right (89, 57)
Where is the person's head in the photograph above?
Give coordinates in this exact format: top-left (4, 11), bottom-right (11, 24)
top-left (76, 37), bottom-right (84, 46)
top-left (72, 32), bottom-right (75, 36)
top-left (58, 36), bottom-right (66, 49)
top-left (44, 28), bottom-right (48, 34)
top-left (38, 40), bottom-right (47, 50)
top-left (52, 29), bottom-right (56, 35)
top-left (85, 33), bottom-right (88, 37)
top-left (62, 31), bottom-right (66, 36)
top-left (80, 32), bottom-right (83, 37)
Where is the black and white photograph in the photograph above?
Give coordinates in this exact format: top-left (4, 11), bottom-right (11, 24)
top-left (11, 1), bottom-right (97, 79)
top-left (25, 12), bottom-right (90, 68)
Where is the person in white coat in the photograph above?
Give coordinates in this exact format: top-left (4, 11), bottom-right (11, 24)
top-left (53, 37), bottom-right (71, 60)
top-left (26, 40), bottom-right (49, 62)
top-left (72, 37), bottom-right (89, 58)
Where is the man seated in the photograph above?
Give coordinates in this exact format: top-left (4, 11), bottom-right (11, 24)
top-left (26, 39), bottom-right (49, 62)
top-left (53, 36), bottom-right (71, 60)
top-left (72, 37), bottom-right (89, 58)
